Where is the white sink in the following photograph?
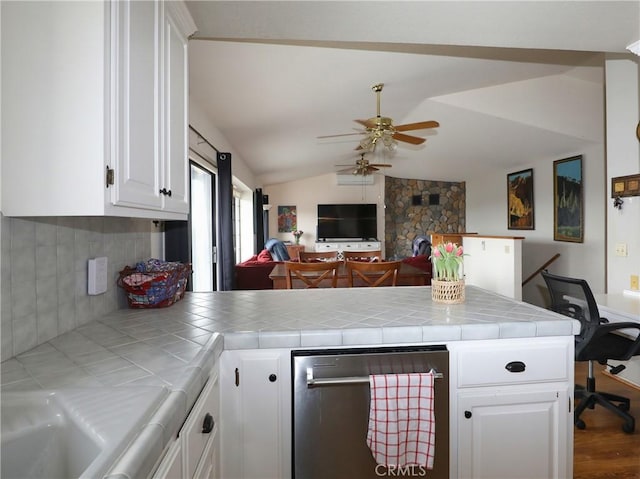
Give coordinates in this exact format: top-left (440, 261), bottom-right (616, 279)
top-left (1, 387), bottom-right (168, 479)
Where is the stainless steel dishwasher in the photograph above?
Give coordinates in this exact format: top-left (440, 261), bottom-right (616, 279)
top-left (292, 345), bottom-right (449, 478)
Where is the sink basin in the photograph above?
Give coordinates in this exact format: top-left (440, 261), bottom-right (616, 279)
top-left (1, 391), bottom-right (100, 479)
top-left (1, 387), bottom-right (168, 479)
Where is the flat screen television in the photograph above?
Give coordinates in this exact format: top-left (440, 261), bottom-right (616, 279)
top-left (317, 203), bottom-right (377, 241)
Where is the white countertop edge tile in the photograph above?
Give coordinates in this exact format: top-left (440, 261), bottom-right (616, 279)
top-left (103, 423), bottom-right (165, 479)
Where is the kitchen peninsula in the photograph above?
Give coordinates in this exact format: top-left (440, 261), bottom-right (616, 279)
top-left (1, 286), bottom-right (579, 479)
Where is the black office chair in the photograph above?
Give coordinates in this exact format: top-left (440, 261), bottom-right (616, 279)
top-left (541, 271), bottom-right (640, 433)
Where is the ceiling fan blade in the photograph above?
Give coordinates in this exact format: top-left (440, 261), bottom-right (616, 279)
top-left (394, 120), bottom-right (440, 132)
top-left (370, 163), bottom-right (392, 168)
top-left (393, 132), bottom-right (426, 145)
top-left (355, 119), bottom-right (376, 129)
top-left (368, 166), bottom-right (380, 172)
top-left (318, 132), bottom-right (365, 139)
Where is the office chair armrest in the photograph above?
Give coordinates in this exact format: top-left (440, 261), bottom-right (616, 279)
top-left (554, 303), bottom-right (584, 318)
top-left (595, 321), bottom-right (640, 334)
top-left (591, 321), bottom-right (640, 359)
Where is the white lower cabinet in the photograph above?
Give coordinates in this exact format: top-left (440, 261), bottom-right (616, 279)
top-left (457, 386), bottom-right (570, 479)
top-left (153, 440), bottom-right (183, 479)
top-left (219, 349), bottom-right (291, 479)
top-left (215, 338), bottom-right (573, 479)
top-left (450, 337), bottom-right (574, 479)
top-left (152, 363), bottom-right (220, 479)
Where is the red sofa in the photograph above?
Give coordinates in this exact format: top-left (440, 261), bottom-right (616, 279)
top-left (401, 254), bottom-right (432, 285)
top-left (234, 249), bottom-right (281, 290)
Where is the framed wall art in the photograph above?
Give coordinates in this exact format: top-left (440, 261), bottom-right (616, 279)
top-left (553, 155), bottom-right (583, 243)
top-left (277, 205), bottom-right (297, 232)
top-left (507, 168), bottom-right (534, 230)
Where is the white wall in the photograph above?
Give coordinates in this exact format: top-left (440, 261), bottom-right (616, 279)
top-left (605, 55), bottom-right (640, 295)
top-left (263, 173), bottom-right (386, 252)
top-left (466, 141), bottom-right (606, 307)
top-left (189, 101), bottom-right (257, 190)
top-left (189, 101), bottom-right (257, 262)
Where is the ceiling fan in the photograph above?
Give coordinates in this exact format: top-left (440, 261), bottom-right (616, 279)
top-left (335, 153), bottom-right (391, 176)
top-left (319, 83), bottom-right (440, 151)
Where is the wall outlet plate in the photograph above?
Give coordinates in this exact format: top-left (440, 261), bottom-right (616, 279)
top-left (88, 257), bottom-right (108, 295)
top-left (631, 274), bottom-right (639, 291)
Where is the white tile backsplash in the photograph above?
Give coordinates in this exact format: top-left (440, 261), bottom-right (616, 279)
top-left (1, 214), bottom-right (153, 360)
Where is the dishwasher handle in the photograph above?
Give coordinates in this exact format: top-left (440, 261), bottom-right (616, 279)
top-left (306, 367), bottom-right (443, 387)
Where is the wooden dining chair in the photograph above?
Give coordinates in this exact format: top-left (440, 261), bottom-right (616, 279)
top-left (342, 250), bottom-right (382, 261)
top-left (285, 261), bottom-right (341, 288)
top-left (345, 260), bottom-right (402, 287)
top-left (299, 251), bottom-right (340, 262)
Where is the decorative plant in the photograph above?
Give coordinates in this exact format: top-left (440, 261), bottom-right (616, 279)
top-left (292, 230), bottom-right (303, 244)
top-left (430, 242), bottom-right (466, 281)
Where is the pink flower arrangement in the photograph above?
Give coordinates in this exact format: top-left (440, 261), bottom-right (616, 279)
top-left (429, 242), bottom-right (466, 281)
top-left (292, 230), bottom-right (303, 244)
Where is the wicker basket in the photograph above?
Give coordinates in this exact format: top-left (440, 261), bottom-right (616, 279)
top-left (431, 279), bottom-right (465, 304)
top-left (117, 262), bottom-right (191, 308)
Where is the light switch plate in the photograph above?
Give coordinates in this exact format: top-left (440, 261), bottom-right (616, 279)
top-left (88, 257), bottom-right (108, 295)
top-left (614, 243), bottom-right (628, 256)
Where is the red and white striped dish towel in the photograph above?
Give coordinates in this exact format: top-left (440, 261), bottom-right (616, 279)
top-left (366, 372), bottom-right (436, 469)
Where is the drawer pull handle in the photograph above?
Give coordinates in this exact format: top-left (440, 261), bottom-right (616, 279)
top-left (505, 361), bottom-right (526, 373)
top-left (464, 411), bottom-right (472, 419)
top-left (202, 413), bottom-right (214, 434)
top-left (269, 373), bottom-right (277, 382)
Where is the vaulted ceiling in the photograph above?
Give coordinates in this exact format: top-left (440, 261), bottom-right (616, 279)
top-left (185, 1), bottom-right (640, 185)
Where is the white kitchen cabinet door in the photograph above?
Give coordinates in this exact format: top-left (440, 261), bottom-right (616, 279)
top-left (152, 441), bottom-right (183, 479)
top-left (220, 349), bottom-right (292, 479)
top-left (160, 1), bottom-right (190, 214)
top-left (111, 0), bottom-right (163, 211)
top-left (457, 386), bottom-right (571, 479)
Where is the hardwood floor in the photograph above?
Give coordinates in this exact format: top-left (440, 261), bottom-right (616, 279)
top-left (573, 362), bottom-right (640, 479)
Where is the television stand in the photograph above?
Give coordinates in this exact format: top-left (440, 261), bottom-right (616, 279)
top-left (315, 240), bottom-right (381, 254)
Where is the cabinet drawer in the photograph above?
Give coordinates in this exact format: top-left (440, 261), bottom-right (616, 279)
top-left (183, 366), bottom-right (220, 478)
top-left (457, 340), bottom-right (571, 387)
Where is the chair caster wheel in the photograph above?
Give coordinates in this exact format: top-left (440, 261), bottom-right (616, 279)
top-left (575, 419), bottom-right (586, 430)
top-left (622, 422), bottom-right (635, 434)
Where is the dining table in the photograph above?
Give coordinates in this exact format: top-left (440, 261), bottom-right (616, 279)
top-left (268, 261), bottom-right (431, 289)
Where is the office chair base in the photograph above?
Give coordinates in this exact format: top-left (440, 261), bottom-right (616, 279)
top-left (575, 390), bottom-right (635, 434)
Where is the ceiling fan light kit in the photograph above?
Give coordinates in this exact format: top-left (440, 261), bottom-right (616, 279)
top-left (319, 82), bottom-right (439, 155)
top-left (335, 152), bottom-right (392, 176)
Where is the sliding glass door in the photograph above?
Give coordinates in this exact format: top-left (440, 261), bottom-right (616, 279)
top-left (190, 162), bottom-right (217, 291)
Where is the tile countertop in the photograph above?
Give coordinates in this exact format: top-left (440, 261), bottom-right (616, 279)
top-left (0, 285), bottom-right (579, 478)
top-left (197, 285), bottom-right (580, 348)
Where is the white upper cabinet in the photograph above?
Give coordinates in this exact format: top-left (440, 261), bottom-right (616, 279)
top-left (1, 0), bottom-right (195, 218)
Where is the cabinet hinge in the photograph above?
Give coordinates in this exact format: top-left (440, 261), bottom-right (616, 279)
top-left (106, 166), bottom-right (115, 188)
